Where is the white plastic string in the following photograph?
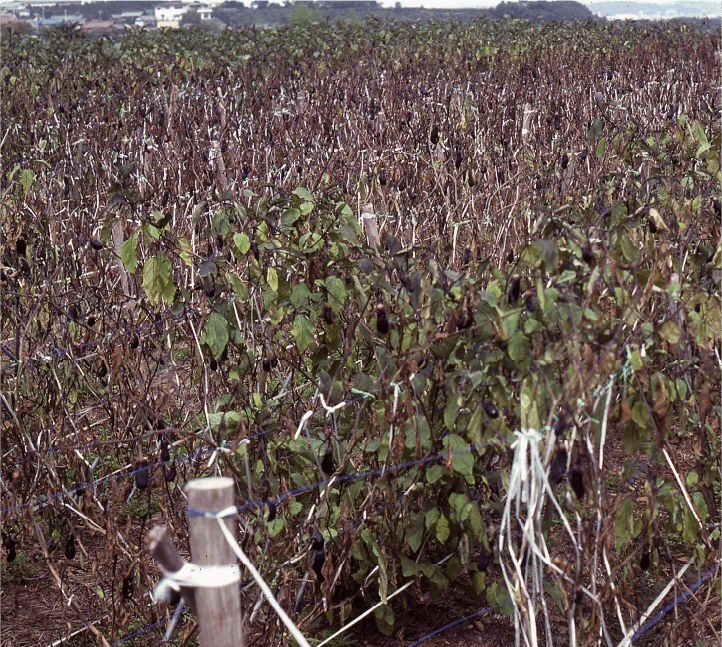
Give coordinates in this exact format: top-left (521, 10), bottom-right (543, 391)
top-left (617, 556), bottom-right (695, 647)
top-left (380, 382), bottom-right (401, 479)
top-left (293, 410), bottom-right (314, 440)
top-left (162, 599), bottom-right (187, 644)
top-left (596, 381), bottom-right (613, 470)
top-left (151, 562), bottom-right (241, 604)
top-left (498, 426), bottom-right (560, 647)
top-left (215, 517), bottom-right (312, 647)
top-left (319, 393), bottom-right (347, 415)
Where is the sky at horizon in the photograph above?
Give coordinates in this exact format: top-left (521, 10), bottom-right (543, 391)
top-left (194, 0), bottom-right (722, 20)
top-left (0, 0), bottom-right (718, 20)
top-left (378, 1), bottom-right (719, 19)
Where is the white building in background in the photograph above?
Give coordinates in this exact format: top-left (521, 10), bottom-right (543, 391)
top-left (0, 12), bottom-right (19, 26)
top-left (154, 2), bottom-right (218, 27)
top-left (111, 11), bottom-right (144, 22)
top-left (2, 2), bottom-right (30, 19)
top-left (36, 12), bottom-right (84, 28)
top-left (155, 2), bottom-right (187, 29)
top-left (17, 0), bottom-right (86, 11)
top-left (194, 0), bottom-right (226, 6)
top-left (135, 12), bottom-right (157, 28)
top-left (1, 2), bottom-right (23, 8)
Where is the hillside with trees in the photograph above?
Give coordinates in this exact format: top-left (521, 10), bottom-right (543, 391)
top-left (10, 0), bottom-right (603, 29)
top-left (488, 1), bottom-right (596, 21)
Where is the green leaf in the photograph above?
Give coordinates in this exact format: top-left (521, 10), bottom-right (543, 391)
top-left (207, 410), bottom-right (239, 430)
top-left (620, 235), bottom-right (638, 263)
top-left (120, 233), bottom-right (138, 273)
top-left (177, 236), bottom-right (193, 266)
top-left (595, 136), bottom-right (607, 159)
top-left (150, 209), bottom-right (171, 230)
top-left (631, 400), bottom-right (648, 429)
top-left (227, 273), bottom-right (247, 300)
top-left (201, 312), bottom-right (229, 360)
top-left (198, 260), bottom-right (217, 278)
top-left (192, 200), bottom-right (207, 223)
top-left (520, 375), bottom-right (541, 430)
top-left (378, 561), bottom-right (388, 604)
top-left (444, 434), bottom-right (474, 476)
top-left (630, 349), bottom-right (643, 371)
top-left (675, 378), bottom-right (687, 402)
top-left (692, 491), bottom-right (708, 525)
top-left (400, 555), bottom-right (421, 577)
top-left (353, 371), bottom-right (374, 393)
top-left (682, 506), bottom-right (701, 544)
top-left (468, 503), bottom-right (484, 538)
top-left (444, 393), bottom-right (461, 430)
top-left (325, 275), bottom-right (346, 312)
top-left (428, 565), bottom-right (449, 603)
top-left (281, 207), bottom-right (301, 227)
top-left (142, 253), bottom-right (176, 307)
top-left (291, 283), bottom-right (311, 310)
top-left (615, 497), bottom-right (634, 553)
top-left (407, 513), bottom-right (424, 554)
top-left (292, 313), bottom-right (316, 355)
top-left (266, 519), bottom-right (285, 539)
top-left (6, 162), bottom-right (20, 184)
top-left (267, 267), bottom-right (278, 292)
top-left (234, 232), bottom-right (250, 255)
top-left (689, 120), bottom-right (708, 148)
top-left (450, 492), bottom-right (471, 522)
top-left (436, 514), bottom-right (450, 543)
top-left (486, 581), bottom-right (513, 616)
top-left (427, 464), bottom-right (446, 484)
top-left (622, 420), bottom-right (643, 455)
top-left (508, 330), bottom-right (530, 367)
top-left (586, 118), bottom-right (604, 145)
top-left (493, 306), bottom-right (519, 341)
top-left (425, 508), bottom-right (440, 529)
top-left (300, 231), bottom-right (323, 251)
top-left (467, 405), bottom-right (483, 446)
top-left (472, 571), bottom-right (486, 596)
top-left (432, 335), bottom-right (458, 359)
top-left (293, 186), bottom-right (314, 202)
top-left (534, 239), bottom-right (558, 270)
top-left (659, 320), bottom-right (680, 345)
top-left (446, 554), bottom-right (462, 581)
top-left (544, 580), bottom-right (564, 612)
top-left (20, 168), bottom-right (35, 196)
top-left (374, 604), bottom-right (394, 636)
top-left (418, 560), bottom-right (437, 578)
top-left (101, 214), bottom-right (115, 243)
top-left (706, 148), bottom-right (719, 175)
top-left (340, 222), bottom-right (363, 246)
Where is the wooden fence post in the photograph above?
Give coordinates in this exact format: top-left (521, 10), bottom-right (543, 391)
top-left (361, 203), bottom-right (380, 253)
top-left (186, 477), bottom-right (245, 647)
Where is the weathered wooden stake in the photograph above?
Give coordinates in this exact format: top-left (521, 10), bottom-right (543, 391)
top-left (186, 477), bottom-right (245, 647)
top-left (361, 203), bottom-right (384, 269)
top-left (361, 203), bottom-right (380, 252)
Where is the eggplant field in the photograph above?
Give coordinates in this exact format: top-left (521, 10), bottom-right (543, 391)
top-left (1, 15), bottom-right (720, 647)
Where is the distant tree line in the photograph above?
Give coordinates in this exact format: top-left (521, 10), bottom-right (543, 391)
top-left (488, 1), bottom-right (596, 22)
top-left (31, 0), bottom-right (598, 27)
